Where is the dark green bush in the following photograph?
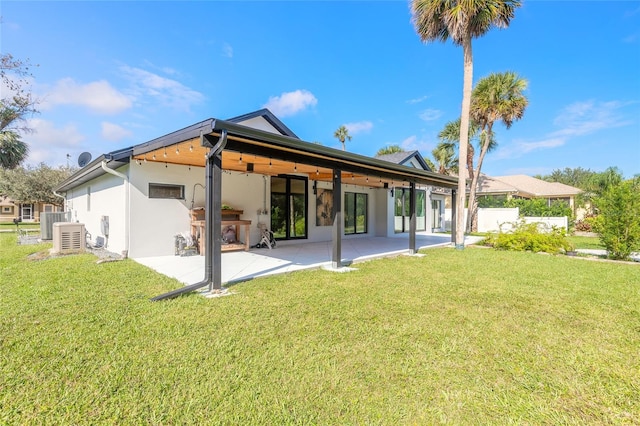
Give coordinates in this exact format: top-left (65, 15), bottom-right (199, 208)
top-left (484, 221), bottom-right (573, 254)
top-left (504, 198), bottom-right (573, 218)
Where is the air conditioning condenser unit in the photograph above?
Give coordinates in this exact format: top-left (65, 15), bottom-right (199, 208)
top-left (52, 223), bottom-right (86, 254)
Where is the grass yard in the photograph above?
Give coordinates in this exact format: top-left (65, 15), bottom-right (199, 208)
top-left (1, 234), bottom-right (638, 424)
top-left (568, 235), bottom-right (606, 250)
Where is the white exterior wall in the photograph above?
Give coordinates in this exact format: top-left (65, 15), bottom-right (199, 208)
top-left (374, 186), bottom-right (393, 237)
top-left (478, 208), bottom-right (519, 233)
top-left (443, 207), bottom-right (568, 233)
top-left (65, 165), bottom-right (129, 255)
top-left (128, 162), bottom-right (208, 258)
top-left (127, 164), bottom-right (289, 258)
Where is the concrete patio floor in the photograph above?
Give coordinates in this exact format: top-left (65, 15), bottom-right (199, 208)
top-left (135, 233), bottom-right (483, 286)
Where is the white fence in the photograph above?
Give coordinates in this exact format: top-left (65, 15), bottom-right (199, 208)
top-left (444, 208), bottom-right (568, 233)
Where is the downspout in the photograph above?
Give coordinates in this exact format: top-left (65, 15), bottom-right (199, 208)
top-left (52, 190), bottom-right (66, 211)
top-left (151, 129), bottom-right (228, 301)
top-left (101, 160), bottom-right (130, 256)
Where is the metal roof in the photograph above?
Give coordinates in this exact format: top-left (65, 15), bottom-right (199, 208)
top-left (56, 110), bottom-right (458, 192)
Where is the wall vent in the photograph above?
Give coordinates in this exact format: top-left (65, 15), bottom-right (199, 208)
top-left (40, 212), bottom-right (71, 240)
top-left (52, 223), bottom-right (86, 254)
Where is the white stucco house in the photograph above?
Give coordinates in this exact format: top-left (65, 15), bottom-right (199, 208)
top-left (55, 109), bottom-right (457, 266)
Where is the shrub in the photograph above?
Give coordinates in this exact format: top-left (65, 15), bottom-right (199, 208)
top-left (504, 198), bottom-right (572, 218)
top-left (574, 214), bottom-right (597, 232)
top-left (484, 220), bottom-right (573, 254)
top-left (592, 178), bottom-right (640, 260)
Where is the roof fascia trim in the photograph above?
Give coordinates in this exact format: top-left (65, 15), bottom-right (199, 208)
top-left (132, 119), bottom-right (214, 156)
top-left (211, 120), bottom-right (457, 187)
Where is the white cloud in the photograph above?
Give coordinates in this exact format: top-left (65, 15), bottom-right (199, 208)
top-left (262, 89), bottom-right (318, 117)
top-left (23, 118), bottom-right (86, 165)
top-left (495, 137), bottom-right (566, 160)
top-left (551, 100), bottom-right (632, 137)
top-left (397, 135), bottom-right (434, 153)
top-left (407, 95), bottom-right (429, 104)
top-left (419, 108), bottom-right (443, 122)
top-left (496, 99), bottom-right (634, 161)
top-left (120, 66), bottom-right (205, 111)
top-left (41, 78), bottom-right (132, 114)
top-left (345, 121), bottom-right (373, 135)
top-left (222, 43), bottom-right (234, 58)
top-left (101, 122), bottom-right (132, 142)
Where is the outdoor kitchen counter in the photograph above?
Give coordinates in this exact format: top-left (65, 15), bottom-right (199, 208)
top-left (191, 220), bottom-right (251, 255)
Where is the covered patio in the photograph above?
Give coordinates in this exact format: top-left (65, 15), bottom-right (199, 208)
top-left (136, 233), bottom-right (482, 288)
top-left (125, 111), bottom-right (459, 299)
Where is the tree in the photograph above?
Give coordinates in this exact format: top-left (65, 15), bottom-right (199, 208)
top-left (592, 177), bottom-right (640, 260)
top-left (333, 125), bottom-right (352, 151)
top-left (431, 141), bottom-right (458, 175)
top-left (411, 0), bottom-right (521, 247)
top-left (467, 71), bottom-right (528, 231)
top-left (0, 131), bottom-right (29, 169)
top-left (438, 118), bottom-right (481, 181)
top-left (535, 167), bottom-right (597, 189)
top-left (376, 144), bottom-right (404, 156)
top-left (0, 163), bottom-right (74, 206)
top-left (1, 53), bottom-right (38, 169)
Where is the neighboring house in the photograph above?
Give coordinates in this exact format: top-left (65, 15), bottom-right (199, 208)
top-left (0, 195), bottom-right (63, 223)
top-left (375, 150), bottom-right (448, 233)
top-left (55, 109), bottom-right (458, 260)
top-left (475, 174), bottom-right (582, 212)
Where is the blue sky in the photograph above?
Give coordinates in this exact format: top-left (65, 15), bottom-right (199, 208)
top-left (3, 1), bottom-right (639, 178)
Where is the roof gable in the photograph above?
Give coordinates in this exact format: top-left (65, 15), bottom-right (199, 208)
top-left (375, 150), bottom-right (431, 171)
top-left (228, 109), bottom-right (299, 138)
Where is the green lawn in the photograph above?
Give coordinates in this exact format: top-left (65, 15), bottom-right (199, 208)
top-left (0, 222), bottom-right (40, 230)
top-left (567, 235), bottom-right (606, 250)
top-left (1, 234), bottom-right (638, 424)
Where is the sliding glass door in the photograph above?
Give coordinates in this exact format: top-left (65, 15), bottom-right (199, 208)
top-left (394, 188), bottom-right (426, 233)
top-left (271, 176), bottom-right (307, 240)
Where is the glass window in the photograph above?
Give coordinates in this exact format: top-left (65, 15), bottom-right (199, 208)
top-left (149, 183), bottom-right (185, 199)
top-left (394, 188), bottom-right (426, 232)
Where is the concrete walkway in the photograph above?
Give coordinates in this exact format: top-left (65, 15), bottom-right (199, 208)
top-left (576, 249), bottom-right (640, 262)
top-left (135, 233), bottom-right (484, 286)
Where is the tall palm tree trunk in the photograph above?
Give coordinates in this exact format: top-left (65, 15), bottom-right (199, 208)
top-left (467, 146), bottom-right (487, 232)
top-left (467, 127), bottom-right (492, 232)
top-left (455, 36), bottom-right (472, 248)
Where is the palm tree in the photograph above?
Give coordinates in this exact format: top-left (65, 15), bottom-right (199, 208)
top-left (467, 71), bottom-right (528, 231)
top-left (333, 125), bottom-right (352, 151)
top-left (0, 130), bottom-right (28, 169)
top-left (411, 0), bottom-right (521, 247)
top-left (376, 144), bottom-right (404, 156)
top-left (431, 141), bottom-right (458, 175)
top-left (438, 118), bottom-right (481, 182)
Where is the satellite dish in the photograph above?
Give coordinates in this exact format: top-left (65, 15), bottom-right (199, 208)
top-left (78, 152), bottom-right (92, 168)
